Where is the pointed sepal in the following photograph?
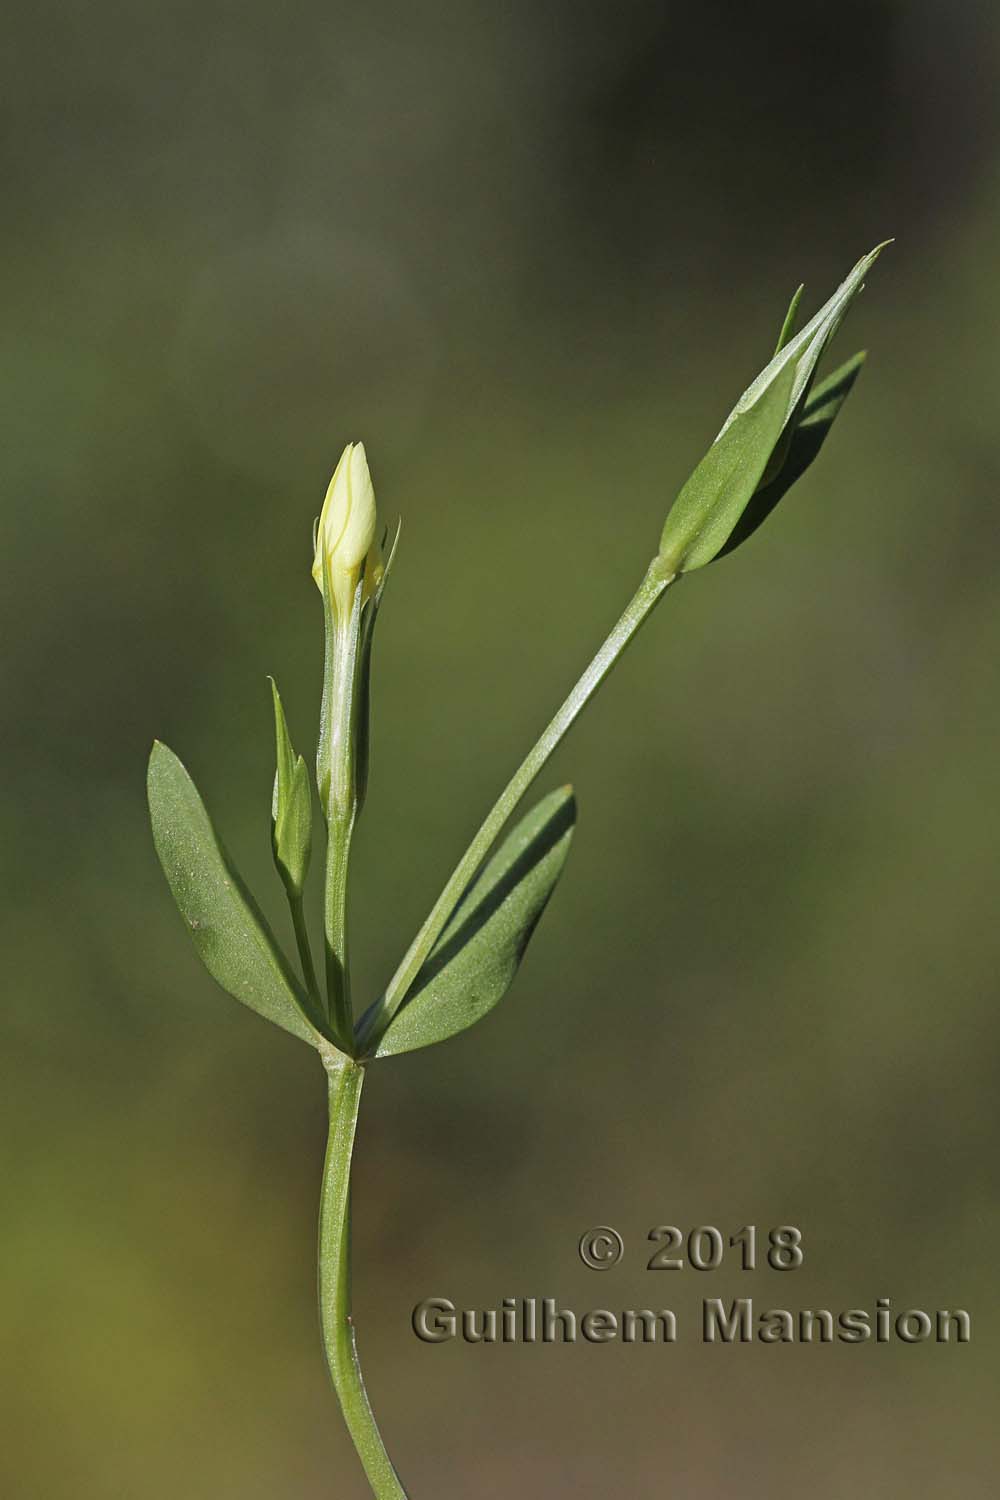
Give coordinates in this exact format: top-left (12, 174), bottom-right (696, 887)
top-left (718, 350), bottom-right (867, 558)
top-left (355, 520), bottom-right (400, 815)
top-left (774, 284), bottom-right (804, 356)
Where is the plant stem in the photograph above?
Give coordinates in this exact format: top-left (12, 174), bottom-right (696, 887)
top-left (319, 577), bottom-right (364, 1051)
top-left (324, 816), bottom-right (355, 1050)
top-left (288, 888), bottom-right (322, 1006)
top-left (319, 1054), bottom-right (408, 1499)
top-left (358, 555), bottom-right (677, 1052)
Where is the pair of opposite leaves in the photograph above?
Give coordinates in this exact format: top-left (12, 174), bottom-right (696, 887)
top-left (148, 741), bottom-right (573, 1057)
top-left (148, 245), bottom-right (883, 1059)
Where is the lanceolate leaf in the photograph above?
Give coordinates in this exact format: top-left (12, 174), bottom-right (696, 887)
top-left (367, 786), bottom-right (577, 1058)
top-left (718, 350), bottom-right (866, 558)
top-left (147, 741), bottom-right (329, 1047)
top-left (269, 678), bottom-right (313, 896)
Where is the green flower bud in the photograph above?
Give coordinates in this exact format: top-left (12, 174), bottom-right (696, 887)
top-left (658, 242), bottom-right (889, 575)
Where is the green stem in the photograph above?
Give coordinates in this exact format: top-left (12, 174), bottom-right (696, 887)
top-left (359, 556), bottom-right (676, 1052)
top-left (318, 572), bottom-right (365, 1051)
top-left (288, 888), bottom-right (322, 1006)
top-left (319, 1055), bottom-right (408, 1500)
top-left (324, 815), bottom-right (355, 1049)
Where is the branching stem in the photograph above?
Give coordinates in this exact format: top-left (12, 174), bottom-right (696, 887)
top-left (358, 555), bottom-right (677, 1052)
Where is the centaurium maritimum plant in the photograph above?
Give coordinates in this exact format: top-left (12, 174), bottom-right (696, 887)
top-left (148, 244), bottom-right (888, 1499)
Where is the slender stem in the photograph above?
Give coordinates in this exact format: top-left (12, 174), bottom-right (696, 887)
top-left (325, 815), bottom-right (355, 1049)
top-left (319, 1055), bottom-right (408, 1500)
top-left (319, 576), bottom-right (365, 1051)
top-left (358, 556), bottom-right (676, 1052)
top-left (288, 888), bottom-right (322, 1005)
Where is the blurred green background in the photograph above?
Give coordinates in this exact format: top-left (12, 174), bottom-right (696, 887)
top-left (3, 1), bottom-right (999, 1495)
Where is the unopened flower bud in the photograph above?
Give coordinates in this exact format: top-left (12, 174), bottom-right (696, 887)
top-left (312, 441), bottom-right (381, 621)
top-left (658, 242), bottom-right (889, 574)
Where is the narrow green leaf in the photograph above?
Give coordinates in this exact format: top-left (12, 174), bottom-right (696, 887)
top-left (270, 677), bottom-right (296, 815)
top-left (718, 351), bottom-right (866, 558)
top-left (270, 679), bottom-right (313, 896)
top-left (148, 740), bottom-right (330, 1047)
top-left (366, 786), bottom-right (576, 1058)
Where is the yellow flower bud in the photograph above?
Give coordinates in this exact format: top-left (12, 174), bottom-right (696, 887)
top-left (312, 441), bottom-right (381, 620)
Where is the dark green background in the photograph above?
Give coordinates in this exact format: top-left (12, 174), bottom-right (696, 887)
top-left (4, 2), bottom-right (998, 1494)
